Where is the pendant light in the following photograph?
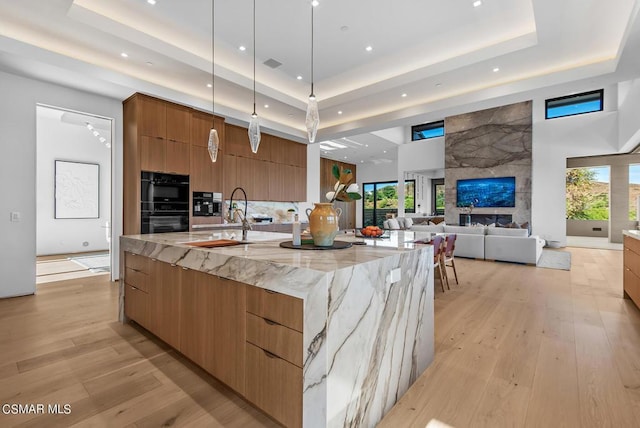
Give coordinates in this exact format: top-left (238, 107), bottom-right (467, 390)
top-left (207, 0), bottom-right (219, 162)
top-left (305, 1), bottom-right (319, 143)
top-left (248, 0), bottom-right (261, 153)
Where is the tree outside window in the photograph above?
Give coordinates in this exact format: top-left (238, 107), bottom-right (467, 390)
top-left (566, 166), bottom-right (609, 220)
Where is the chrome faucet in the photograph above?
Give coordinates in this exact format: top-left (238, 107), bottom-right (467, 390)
top-left (228, 187), bottom-right (250, 241)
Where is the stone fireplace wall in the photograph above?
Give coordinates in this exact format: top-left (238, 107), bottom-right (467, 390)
top-left (444, 101), bottom-right (532, 225)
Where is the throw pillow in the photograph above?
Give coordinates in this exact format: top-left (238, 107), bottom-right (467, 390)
top-left (506, 222), bottom-right (520, 228)
top-left (387, 218), bottom-right (400, 230)
top-left (404, 217), bottom-right (413, 228)
top-left (428, 221), bottom-right (436, 226)
top-left (520, 222), bottom-right (529, 230)
top-left (396, 218), bottom-right (406, 229)
top-left (487, 223), bottom-right (496, 227)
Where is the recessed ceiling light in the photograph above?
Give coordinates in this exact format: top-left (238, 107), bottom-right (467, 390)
top-left (493, 67), bottom-right (500, 72)
top-left (147, 0), bottom-right (157, 5)
top-left (92, 131), bottom-right (100, 137)
top-left (99, 137), bottom-right (106, 143)
top-left (344, 156), bottom-right (348, 159)
top-left (401, 93), bottom-right (407, 97)
top-left (264, 104), bottom-right (269, 108)
top-left (365, 46), bottom-right (373, 52)
top-left (338, 111), bottom-right (343, 115)
top-left (383, 150), bottom-right (387, 153)
top-left (324, 151), bottom-right (328, 154)
top-left (206, 83), bottom-right (212, 88)
top-left (360, 160), bottom-right (364, 163)
top-left (311, 0), bottom-right (320, 6)
top-left (120, 52), bottom-right (128, 58)
top-left (296, 75), bottom-right (303, 80)
top-left (473, 0), bottom-right (482, 7)
top-left (365, 144), bottom-right (369, 147)
top-left (239, 46), bottom-right (246, 51)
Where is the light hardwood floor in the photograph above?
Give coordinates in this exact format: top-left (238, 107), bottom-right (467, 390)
top-left (2, 247), bottom-right (639, 427)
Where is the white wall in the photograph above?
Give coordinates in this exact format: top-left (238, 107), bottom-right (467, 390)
top-left (531, 85), bottom-right (619, 245)
top-left (618, 78), bottom-right (640, 152)
top-left (36, 111), bottom-right (111, 255)
top-left (0, 70), bottom-right (122, 298)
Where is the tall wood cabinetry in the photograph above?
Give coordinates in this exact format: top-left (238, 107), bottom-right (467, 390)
top-left (124, 93), bottom-right (226, 234)
top-left (223, 124), bottom-right (307, 202)
top-left (320, 157), bottom-right (357, 230)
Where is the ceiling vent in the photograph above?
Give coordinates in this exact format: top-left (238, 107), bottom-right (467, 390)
top-left (263, 58), bottom-right (282, 69)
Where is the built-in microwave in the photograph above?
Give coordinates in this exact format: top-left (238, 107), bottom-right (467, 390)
top-left (193, 192), bottom-right (222, 217)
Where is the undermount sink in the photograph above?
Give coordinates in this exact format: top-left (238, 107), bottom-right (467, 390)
top-left (184, 239), bottom-right (251, 248)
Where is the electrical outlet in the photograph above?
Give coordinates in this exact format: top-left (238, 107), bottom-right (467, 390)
top-left (388, 267), bottom-right (402, 283)
top-left (10, 212), bottom-right (21, 222)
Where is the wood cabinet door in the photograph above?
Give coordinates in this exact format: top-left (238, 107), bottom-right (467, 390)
top-left (191, 111), bottom-right (213, 147)
top-left (148, 260), bottom-right (182, 349)
top-left (140, 136), bottom-right (166, 172)
top-left (191, 145), bottom-right (223, 192)
top-left (180, 270), bottom-right (246, 394)
top-left (222, 153), bottom-right (237, 199)
top-left (139, 96), bottom-right (166, 138)
top-left (268, 162), bottom-right (285, 201)
top-left (165, 140), bottom-right (190, 175)
top-left (235, 157), bottom-right (270, 201)
top-left (225, 123), bottom-right (255, 158)
top-left (166, 103), bottom-right (191, 143)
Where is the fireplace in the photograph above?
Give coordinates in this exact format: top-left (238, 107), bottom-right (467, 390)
top-left (459, 214), bottom-right (512, 226)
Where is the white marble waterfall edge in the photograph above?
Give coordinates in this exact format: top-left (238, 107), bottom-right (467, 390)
top-left (119, 230), bottom-right (434, 428)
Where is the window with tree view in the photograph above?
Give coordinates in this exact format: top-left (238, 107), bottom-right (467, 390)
top-left (363, 180), bottom-right (415, 227)
top-left (432, 178), bottom-right (445, 215)
top-left (566, 166), bottom-right (609, 220)
top-left (630, 164), bottom-right (640, 220)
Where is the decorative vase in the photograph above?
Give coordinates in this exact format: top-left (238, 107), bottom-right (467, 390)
top-left (305, 203), bottom-right (342, 247)
top-left (465, 214), bottom-right (471, 226)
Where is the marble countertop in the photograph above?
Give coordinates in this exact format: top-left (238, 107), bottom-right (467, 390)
top-left (623, 230), bottom-right (640, 239)
top-left (121, 229), bottom-right (433, 274)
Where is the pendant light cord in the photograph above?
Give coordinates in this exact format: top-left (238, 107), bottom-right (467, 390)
top-left (310, 5), bottom-right (314, 97)
top-left (211, 0), bottom-right (216, 124)
top-left (252, 0), bottom-right (257, 116)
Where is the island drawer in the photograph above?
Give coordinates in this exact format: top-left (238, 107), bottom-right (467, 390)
top-left (246, 312), bottom-right (303, 368)
top-left (245, 342), bottom-right (302, 428)
top-left (125, 267), bottom-right (149, 293)
top-left (124, 284), bottom-right (149, 329)
top-left (625, 236), bottom-right (640, 256)
top-left (246, 286), bottom-right (303, 332)
top-left (125, 252), bottom-right (149, 274)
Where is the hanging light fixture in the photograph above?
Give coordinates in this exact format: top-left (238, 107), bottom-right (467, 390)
top-left (207, 0), bottom-right (219, 162)
top-left (248, 0), bottom-right (261, 153)
top-left (305, 1), bottom-right (319, 143)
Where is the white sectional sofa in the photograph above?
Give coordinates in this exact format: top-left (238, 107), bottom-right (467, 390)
top-left (390, 219), bottom-right (545, 264)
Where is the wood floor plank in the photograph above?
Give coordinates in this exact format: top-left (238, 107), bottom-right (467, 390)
top-left (524, 336), bottom-right (581, 428)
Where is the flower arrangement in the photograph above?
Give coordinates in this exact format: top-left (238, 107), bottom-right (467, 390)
top-left (460, 198), bottom-right (479, 214)
top-left (325, 164), bottom-right (362, 202)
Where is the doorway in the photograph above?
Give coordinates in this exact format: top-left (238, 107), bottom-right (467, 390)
top-left (35, 105), bottom-right (113, 283)
top-left (565, 165), bottom-right (610, 246)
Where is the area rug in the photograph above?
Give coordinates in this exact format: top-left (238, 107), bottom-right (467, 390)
top-left (537, 249), bottom-right (571, 270)
top-left (69, 253), bottom-right (110, 273)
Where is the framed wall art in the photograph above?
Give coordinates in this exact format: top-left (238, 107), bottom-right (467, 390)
top-left (54, 160), bottom-right (100, 219)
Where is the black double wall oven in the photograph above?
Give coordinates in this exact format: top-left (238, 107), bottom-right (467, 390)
top-left (141, 172), bottom-right (189, 234)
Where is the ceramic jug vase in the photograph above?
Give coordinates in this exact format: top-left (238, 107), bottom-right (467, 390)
top-left (306, 203), bottom-right (342, 247)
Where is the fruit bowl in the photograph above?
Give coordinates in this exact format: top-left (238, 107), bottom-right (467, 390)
top-left (359, 226), bottom-right (385, 238)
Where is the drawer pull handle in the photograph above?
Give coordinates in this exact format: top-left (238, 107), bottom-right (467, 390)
top-left (263, 349), bottom-right (278, 359)
top-left (171, 263), bottom-right (177, 267)
top-left (151, 258), bottom-right (157, 262)
top-left (264, 318), bottom-right (278, 326)
top-left (182, 267), bottom-right (189, 270)
top-left (265, 289), bottom-right (278, 295)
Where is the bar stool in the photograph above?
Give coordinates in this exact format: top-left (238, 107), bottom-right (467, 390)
top-left (443, 233), bottom-right (459, 287)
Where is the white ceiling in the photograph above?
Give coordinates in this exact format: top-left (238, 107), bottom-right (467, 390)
top-left (1, 0), bottom-right (639, 163)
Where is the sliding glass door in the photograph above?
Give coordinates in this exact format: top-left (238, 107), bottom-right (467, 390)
top-left (363, 180), bottom-right (415, 227)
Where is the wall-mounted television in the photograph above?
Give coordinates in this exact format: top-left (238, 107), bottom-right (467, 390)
top-left (456, 176), bottom-right (516, 208)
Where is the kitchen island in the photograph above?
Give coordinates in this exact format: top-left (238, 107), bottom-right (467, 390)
top-left (120, 230), bottom-right (434, 428)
